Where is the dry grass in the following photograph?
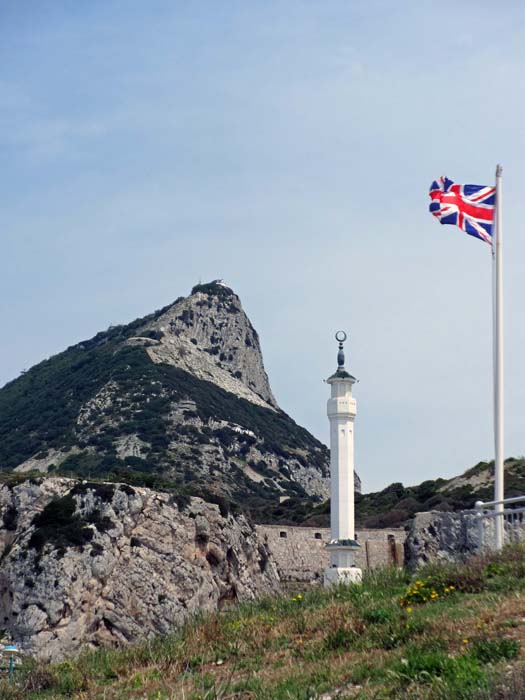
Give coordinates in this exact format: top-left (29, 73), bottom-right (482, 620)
top-left (4, 548), bottom-right (525, 699)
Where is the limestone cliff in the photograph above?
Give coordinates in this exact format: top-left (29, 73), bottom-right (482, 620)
top-left (144, 281), bottom-right (277, 409)
top-left (0, 477), bottom-right (279, 661)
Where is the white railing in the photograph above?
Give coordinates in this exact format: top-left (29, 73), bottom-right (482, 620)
top-left (475, 496), bottom-right (525, 550)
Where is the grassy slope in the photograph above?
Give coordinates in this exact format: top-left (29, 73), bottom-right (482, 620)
top-left (5, 546), bottom-right (525, 699)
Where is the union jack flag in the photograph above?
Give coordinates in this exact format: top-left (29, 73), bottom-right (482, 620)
top-left (429, 176), bottom-right (495, 246)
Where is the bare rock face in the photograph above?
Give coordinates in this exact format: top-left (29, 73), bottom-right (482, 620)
top-left (404, 510), bottom-right (480, 569)
top-left (145, 282), bottom-right (277, 409)
top-left (0, 478), bottom-right (279, 661)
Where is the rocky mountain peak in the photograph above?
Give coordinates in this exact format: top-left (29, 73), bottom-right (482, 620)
top-left (0, 281), bottom-right (335, 510)
top-left (190, 279), bottom-right (237, 299)
top-left (141, 281), bottom-right (278, 409)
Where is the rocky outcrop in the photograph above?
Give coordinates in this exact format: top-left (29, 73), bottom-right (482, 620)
top-left (145, 282), bottom-right (277, 409)
top-left (0, 478), bottom-right (279, 661)
top-left (404, 510), bottom-right (480, 569)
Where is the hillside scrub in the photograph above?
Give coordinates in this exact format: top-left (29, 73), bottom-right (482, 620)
top-left (4, 546), bottom-right (525, 699)
top-left (0, 326), bottom-right (329, 518)
top-left (0, 340), bottom-right (325, 470)
top-left (292, 457), bottom-right (525, 529)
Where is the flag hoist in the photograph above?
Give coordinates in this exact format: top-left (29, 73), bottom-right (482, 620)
top-left (429, 166), bottom-right (504, 549)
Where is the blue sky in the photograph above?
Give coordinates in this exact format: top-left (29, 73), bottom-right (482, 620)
top-left (2, 1), bottom-right (525, 492)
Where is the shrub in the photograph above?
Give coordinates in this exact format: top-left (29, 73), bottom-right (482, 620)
top-left (90, 542), bottom-right (104, 557)
top-left (87, 509), bottom-right (114, 533)
top-left (191, 281), bottom-right (234, 301)
top-left (170, 493), bottom-right (191, 511)
top-left (52, 660), bottom-right (86, 694)
top-left (142, 329), bottom-right (163, 340)
top-left (28, 495), bottom-right (94, 555)
top-left (400, 575), bottom-right (456, 607)
top-left (2, 504), bottom-right (18, 531)
top-left (469, 638), bottom-right (520, 664)
top-left (71, 482), bottom-right (115, 502)
top-left (484, 562), bottom-right (506, 577)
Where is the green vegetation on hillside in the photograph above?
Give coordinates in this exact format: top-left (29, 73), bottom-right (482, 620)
top-left (0, 299), bottom-right (175, 469)
top-left (352, 457), bottom-right (525, 528)
top-left (4, 545), bottom-right (525, 699)
top-left (0, 310), bottom-right (328, 520)
top-left (268, 458), bottom-right (525, 529)
top-left (26, 484), bottom-right (130, 558)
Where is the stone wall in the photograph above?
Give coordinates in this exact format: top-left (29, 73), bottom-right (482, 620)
top-left (256, 525), bottom-right (406, 583)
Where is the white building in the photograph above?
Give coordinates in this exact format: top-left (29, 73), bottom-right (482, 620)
top-left (324, 331), bottom-right (362, 586)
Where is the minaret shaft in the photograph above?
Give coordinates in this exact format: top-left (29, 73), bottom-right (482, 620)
top-left (327, 382), bottom-right (357, 565)
top-left (328, 414), bottom-right (355, 541)
top-left (324, 332), bottom-right (362, 586)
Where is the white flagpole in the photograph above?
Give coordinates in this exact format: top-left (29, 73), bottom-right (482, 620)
top-left (493, 164), bottom-right (504, 550)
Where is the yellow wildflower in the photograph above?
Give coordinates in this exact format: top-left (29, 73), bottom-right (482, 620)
top-left (406, 607), bottom-right (412, 614)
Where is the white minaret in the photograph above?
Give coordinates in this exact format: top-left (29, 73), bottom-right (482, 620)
top-left (324, 331), bottom-right (362, 587)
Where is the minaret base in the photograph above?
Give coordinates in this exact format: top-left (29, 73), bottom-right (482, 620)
top-left (324, 566), bottom-right (362, 587)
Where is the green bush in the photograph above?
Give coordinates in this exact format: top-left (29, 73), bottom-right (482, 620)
top-left (52, 660), bottom-right (85, 694)
top-left (28, 495), bottom-right (94, 555)
top-left (2, 504), bottom-right (18, 530)
top-left (361, 606), bottom-right (395, 625)
top-left (469, 637), bottom-right (520, 664)
top-left (400, 575), bottom-right (456, 607)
